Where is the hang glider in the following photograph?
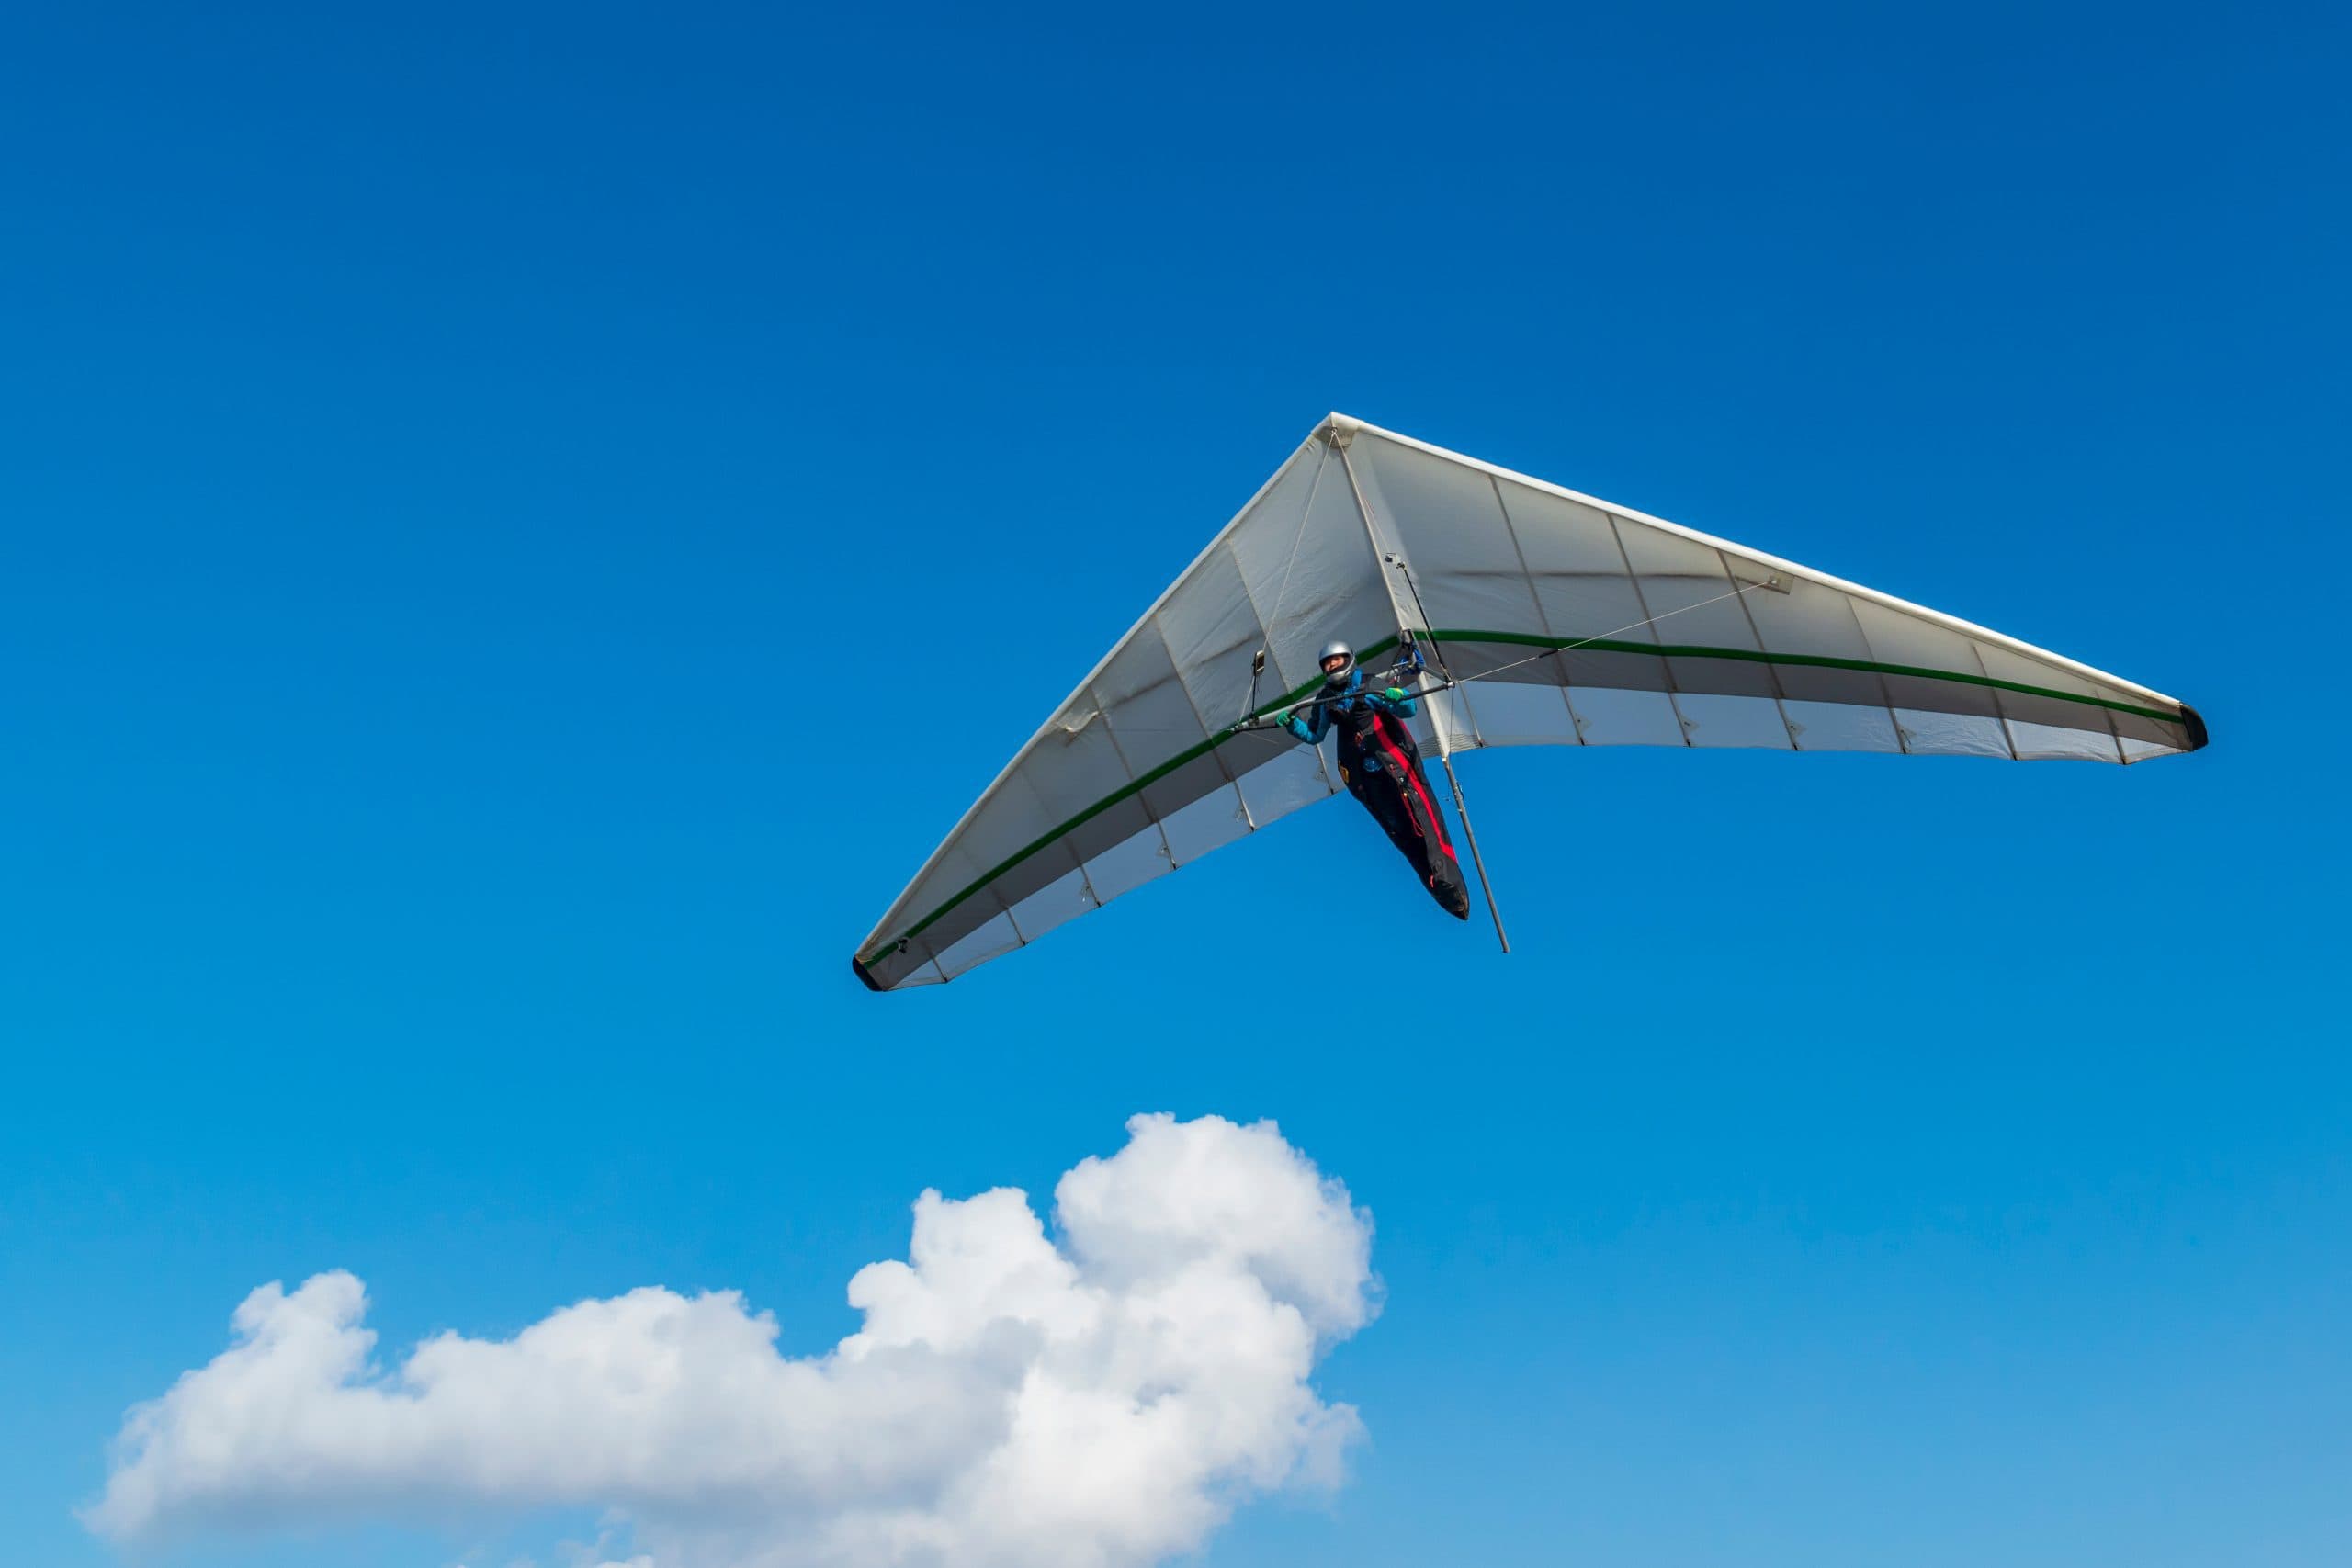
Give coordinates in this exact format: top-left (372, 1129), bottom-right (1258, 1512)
top-left (853, 414), bottom-right (2206, 992)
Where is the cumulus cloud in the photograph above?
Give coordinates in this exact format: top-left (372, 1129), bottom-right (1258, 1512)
top-left (87, 1113), bottom-right (1375, 1567)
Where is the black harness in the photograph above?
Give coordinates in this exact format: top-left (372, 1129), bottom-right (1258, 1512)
top-left (1325, 679), bottom-right (1419, 781)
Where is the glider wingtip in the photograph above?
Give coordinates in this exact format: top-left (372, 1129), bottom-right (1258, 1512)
top-left (850, 953), bottom-right (885, 994)
top-left (2179, 702), bottom-right (2210, 751)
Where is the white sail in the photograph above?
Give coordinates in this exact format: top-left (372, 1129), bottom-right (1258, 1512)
top-left (853, 415), bottom-right (2204, 992)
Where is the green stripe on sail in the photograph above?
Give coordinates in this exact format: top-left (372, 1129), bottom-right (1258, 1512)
top-left (860, 637), bottom-right (1404, 965)
top-left (1429, 631), bottom-right (2186, 726)
top-left (861, 633), bottom-right (2182, 969)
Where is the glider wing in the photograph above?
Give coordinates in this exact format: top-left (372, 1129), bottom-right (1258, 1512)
top-left (853, 416), bottom-right (2203, 992)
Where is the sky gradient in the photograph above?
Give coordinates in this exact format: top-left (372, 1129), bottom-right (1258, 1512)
top-left (3, 3), bottom-right (2346, 1565)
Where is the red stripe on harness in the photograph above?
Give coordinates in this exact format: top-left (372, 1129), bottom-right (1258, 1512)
top-left (1374, 714), bottom-right (1456, 862)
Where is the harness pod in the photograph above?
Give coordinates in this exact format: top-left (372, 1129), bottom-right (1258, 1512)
top-left (1323, 680), bottom-right (1470, 919)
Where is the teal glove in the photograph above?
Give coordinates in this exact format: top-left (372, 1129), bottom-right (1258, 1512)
top-left (1385, 686), bottom-right (1408, 701)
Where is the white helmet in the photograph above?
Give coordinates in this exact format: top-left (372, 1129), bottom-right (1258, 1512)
top-left (1317, 639), bottom-right (1356, 682)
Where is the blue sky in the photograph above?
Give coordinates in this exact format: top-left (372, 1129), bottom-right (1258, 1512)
top-left (3, 2), bottom-right (2346, 1563)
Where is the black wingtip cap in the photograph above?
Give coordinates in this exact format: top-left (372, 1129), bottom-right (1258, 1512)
top-left (2180, 703), bottom-right (2210, 751)
top-left (851, 953), bottom-right (884, 993)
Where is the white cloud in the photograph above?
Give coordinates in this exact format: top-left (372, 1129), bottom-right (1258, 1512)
top-left (87, 1113), bottom-right (1375, 1568)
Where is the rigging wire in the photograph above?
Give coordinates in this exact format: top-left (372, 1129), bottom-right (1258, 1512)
top-left (1235, 578), bottom-right (1773, 728)
top-left (1426, 579), bottom-right (1773, 694)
